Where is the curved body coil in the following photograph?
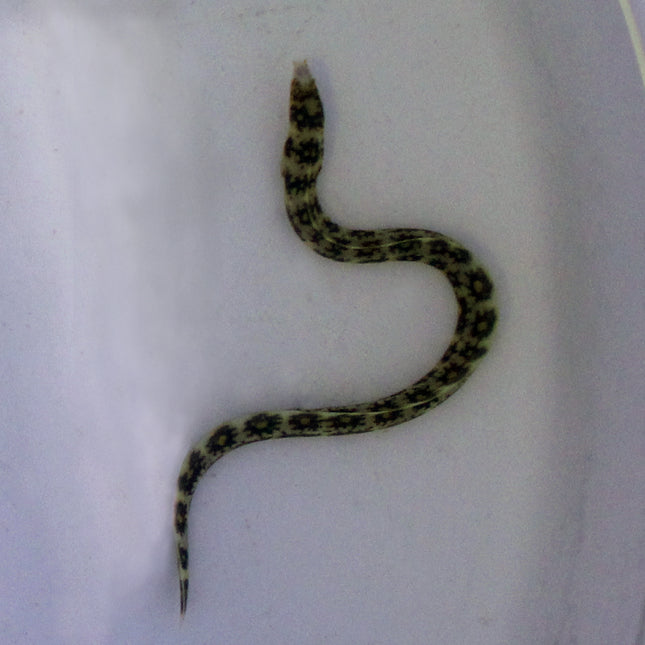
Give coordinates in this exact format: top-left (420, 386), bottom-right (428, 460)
top-left (174, 61), bottom-right (497, 615)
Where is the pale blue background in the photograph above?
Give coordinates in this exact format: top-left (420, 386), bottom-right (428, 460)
top-left (1, 2), bottom-right (644, 644)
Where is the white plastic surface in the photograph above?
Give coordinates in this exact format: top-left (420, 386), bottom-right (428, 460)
top-left (1, 2), bottom-right (644, 644)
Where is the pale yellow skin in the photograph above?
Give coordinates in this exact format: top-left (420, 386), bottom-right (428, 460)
top-left (174, 61), bottom-right (497, 616)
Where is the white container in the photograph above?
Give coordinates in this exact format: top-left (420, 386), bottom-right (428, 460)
top-left (1, 2), bottom-right (643, 643)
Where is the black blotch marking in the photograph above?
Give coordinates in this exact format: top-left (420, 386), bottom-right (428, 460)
top-left (177, 450), bottom-right (207, 495)
top-left (175, 501), bottom-right (188, 534)
top-left (466, 268), bottom-right (494, 302)
top-left (440, 363), bottom-right (470, 385)
top-left (448, 246), bottom-right (472, 264)
top-left (459, 342), bottom-right (488, 362)
top-left (473, 308), bottom-right (497, 339)
top-left (178, 546), bottom-right (188, 570)
top-left (290, 104), bottom-right (324, 130)
top-left (285, 136), bottom-right (323, 164)
top-left (205, 424), bottom-right (237, 455)
top-left (288, 412), bottom-right (321, 432)
top-left (327, 413), bottom-right (364, 430)
top-left (244, 413), bottom-right (282, 439)
top-left (373, 410), bottom-right (405, 425)
top-left (284, 173), bottom-right (316, 195)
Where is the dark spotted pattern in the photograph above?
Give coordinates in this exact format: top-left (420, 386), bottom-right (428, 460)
top-left (174, 61), bottom-right (497, 616)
